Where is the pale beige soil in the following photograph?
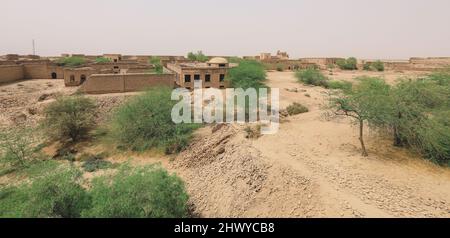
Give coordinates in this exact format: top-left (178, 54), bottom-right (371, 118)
top-left (170, 71), bottom-right (450, 218)
top-left (325, 69), bottom-right (427, 85)
top-left (1, 72), bottom-right (450, 218)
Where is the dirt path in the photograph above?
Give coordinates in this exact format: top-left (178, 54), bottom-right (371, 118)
top-left (252, 71), bottom-right (450, 217)
top-left (172, 71), bottom-right (450, 218)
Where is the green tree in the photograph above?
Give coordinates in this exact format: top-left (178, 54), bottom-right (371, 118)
top-left (42, 95), bottom-right (97, 142)
top-left (187, 51), bottom-right (209, 62)
top-left (327, 77), bottom-right (392, 156)
top-left (83, 164), bottom-right (189, 218)
top-left (226, 60), bottom-right (267, 89)
top-left (388, 78), bottom-right (449, 164)
top-left (110, 87), bottom-right (200, 152)
top-left (149, 56), bottom-right (163, 74)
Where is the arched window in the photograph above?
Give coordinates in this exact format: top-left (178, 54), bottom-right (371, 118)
top-left (70, 75), bottom-right (75, 82)
top-left (51, 72), bottom-right (57, 79)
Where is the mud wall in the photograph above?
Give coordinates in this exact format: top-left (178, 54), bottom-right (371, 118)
top-left (0, 65), bottom-right (24, 84)
top-left (81, 73), bottom-right (175, 94)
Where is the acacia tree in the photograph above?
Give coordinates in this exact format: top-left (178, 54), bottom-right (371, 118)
top-left (42, 95), bottom-right (96, 143)
top-left (327, 77), bottom-right (392, 157)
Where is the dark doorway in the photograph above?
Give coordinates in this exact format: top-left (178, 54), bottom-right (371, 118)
top-left (80, 75), bottom-right (87, 84)
top-left (51, 72), bottom-right (57, 79)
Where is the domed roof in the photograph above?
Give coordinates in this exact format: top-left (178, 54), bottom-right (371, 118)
top-left (208, 57), bottom-right (228, 64)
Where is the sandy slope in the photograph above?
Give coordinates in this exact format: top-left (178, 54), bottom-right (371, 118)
top-left (172, 71), bottom-right (450, 218)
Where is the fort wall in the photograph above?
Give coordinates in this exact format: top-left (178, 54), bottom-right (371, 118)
top-left (80, 73), bottom-right (174, 94)
top-left (0, 65), bottom-right (24, 84)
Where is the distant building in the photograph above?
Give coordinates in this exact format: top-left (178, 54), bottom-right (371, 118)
top-left (103, 54), bottom-right (122, 62)
top-left (276, 50), bottom-right (289, 60)
top-left (167, 57), bottom-right (236, 89)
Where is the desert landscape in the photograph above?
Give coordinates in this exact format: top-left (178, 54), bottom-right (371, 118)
top-left (2, 1), bottom-right (450, 223)
top-left (1, 68), bottom-right (449, 218)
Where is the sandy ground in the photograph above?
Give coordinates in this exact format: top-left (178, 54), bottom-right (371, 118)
top-left (171, 71), bottom-right (450, 218)
top-left (325, 69), bottom-right (427, 85)
top-left (1, 73), bottom-right (450, 218)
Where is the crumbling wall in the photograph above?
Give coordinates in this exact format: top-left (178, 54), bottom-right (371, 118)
top-left (23, 63), bottom-right (50, 79)
top-left (124, 73), bottom-right (174, 92)
top-left (0, 65), bottom-right (24, 84)
top-left (81, 73), bottom-right (175, 94)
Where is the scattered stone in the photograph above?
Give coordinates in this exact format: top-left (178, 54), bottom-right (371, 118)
top-left (38, 93), bottom-right (53, 102)
top-left (27, 107), bottom-right (38, 115)
top-left (11, 112), bottom-right (27, 124)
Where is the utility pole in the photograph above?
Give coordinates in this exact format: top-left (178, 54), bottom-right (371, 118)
top-left (32, 39), bottom-right (36, 55)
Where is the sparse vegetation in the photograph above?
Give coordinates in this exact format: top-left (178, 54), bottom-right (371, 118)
top-left (327, 80), bottom-right (353, 91)
top-left (336, 57), bottom-right (358, 70)
top-left (42, 95), bottom-right (97, 143)
top-left (295, 68), bottom-right (329, 88)
top-left (82, 164), bottom-right (189, 218)
top-left (187, 51), bottom-right (209, 62)
top-left (0, 127), bottom-right (39, 172)
top-left (110, 87), bottom-right (200, 153)
top-left (286, 103), bottom-right (309, 115)
top-left (226, 60), bottom-right (267, 89)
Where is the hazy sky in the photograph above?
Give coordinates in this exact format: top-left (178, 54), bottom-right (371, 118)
top-left (2, 0), bottom-right (450, 59)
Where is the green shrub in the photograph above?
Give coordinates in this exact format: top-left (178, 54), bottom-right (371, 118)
top-left (110, 87), bottom-right (200, 152)
top-left (327, 80), bottom-right (353, 91)
top-left (81, 153), bottom-right (112, 172)
top-left (428, 68), bottom-right (450, 86)
top-left (276, 64), bottom-right (284, 71)
top-left (0, 167), bottom-right (91, 218)
top-left (389, 77), bottom-right (450, 164)
top-left (82, 164), bottom-right (189, 218)
top-left (187, 51), bottom-right (209, 62)
top-left (95, 57), bottom-right (112, 63)
top-left (149, 56), bottom-right (163, 74)
top-left (56, 57), bottom-right (86, 67)
top-left (42, 95), bottom-right (96, 142)
top-left (24, 167), bottom-right (90, 218)
top-left (295, 68), bottom-right (329, 87)
top-left (244, 124), bottom-right (262, 139)
top-left (372, 60), bottom-right (385, 71)
top-left (363, 63), bottom-right (371, 71)
top-left (0, 127), bottom-right (37, 170)
top-left (286, 103), bottom-right (309, 115)
top-left (226, 60), bottom-right (267, 89)
top-left (337, 57), bottom-right (358, 70)
top-left (0, 186), bottom-right (29, 218)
